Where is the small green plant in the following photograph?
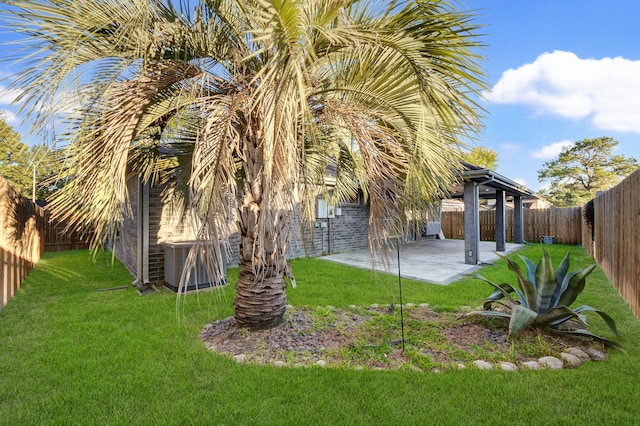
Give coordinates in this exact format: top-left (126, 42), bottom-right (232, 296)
top-left (461, 247), bottom-right (619, 345)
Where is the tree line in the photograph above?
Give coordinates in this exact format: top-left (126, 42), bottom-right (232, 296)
top-left (0, 117), bottom-right (65, 203)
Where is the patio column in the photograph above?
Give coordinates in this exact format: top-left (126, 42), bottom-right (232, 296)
top-left (495, 190), bottom-right (506, 252)
top-left (513, 195), bottom-right (524, 244)
top-left (463, 180), bottom-right (479, 265)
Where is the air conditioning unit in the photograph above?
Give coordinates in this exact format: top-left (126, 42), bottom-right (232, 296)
top-left (162, 241), bottom-right (227, 292)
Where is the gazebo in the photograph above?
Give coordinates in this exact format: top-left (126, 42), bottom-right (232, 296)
top-left (449, 163), bottom-right (534, 265)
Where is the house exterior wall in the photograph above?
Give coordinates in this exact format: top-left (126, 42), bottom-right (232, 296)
top-left (284, 201), bottom-right (371, 258)
top-left (148, 185), bottom-right (168, 283)
top-left (115, 176), bottom-right (371, 287)
top-left (115, 177), bottom-right (202, 286)
top-left (114, 176), bottom-right (139, 280)
top-left (315, 202), bottom-right (370, 255)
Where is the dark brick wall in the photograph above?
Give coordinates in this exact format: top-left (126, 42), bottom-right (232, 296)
top-left (291, 202), bottom-right (370, 257)
top-left (115, 176), bottom-right (371, 285)
top-left (147, 185), bottom-right (165, 284)
top-left (113, 177), bottom-right (138, 280)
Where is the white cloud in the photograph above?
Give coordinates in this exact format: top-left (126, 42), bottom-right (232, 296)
top-left (0, 85), bottom-right (22, 106)
top-left (0, 84), bottom-right (82, 125)
top-left (0, 110), bottom-right (19, 124)
top-left (532, 140), bottom-right (573, 159)
top-left (485, 50), bottom-right (640, 133)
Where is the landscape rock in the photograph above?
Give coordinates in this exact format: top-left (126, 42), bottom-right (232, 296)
top-left (560, 352), bottom-right (582, 368)
top-left (565, 347), bottom-right (590, 362)
top-left (315, 360), bottom-right (327, 368)
top-left (233, 354), bottom-right (247, 364)
top-left (521, 361), bottom-right (540, 370)
top-left (418, 303), bottom-right (430, 308)
top-left (271, 360), bottom-right (286, 368)
top-left (584, 347), bottom-right (609, 361)
top-left (457, 363), bottom-right (466, 370)
top-left (473, 360), bottom-right (493, 370)
top-left (538, 356), bottom-right (563, 370)
top-left (499, 362), bottom-right (518, 371)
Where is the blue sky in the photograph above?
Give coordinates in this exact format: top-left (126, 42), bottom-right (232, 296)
top-left (2, 1), bottom-right (640, 191)
top-left (463, 0), bottom-right (640, 190)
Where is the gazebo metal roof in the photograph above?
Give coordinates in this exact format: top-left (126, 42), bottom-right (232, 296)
top-left (449, 162), bottom-right (534, 199)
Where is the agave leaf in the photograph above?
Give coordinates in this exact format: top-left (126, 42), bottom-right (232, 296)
top-left (574, 305), bottom-right (619, 336)
top-left (519, 255), bottom-right (537, 290)
top-left (483, 300), bottom-right (512, 311)
top-left (509, 304), bottom-right (538, 337)
top-left (500, 254), bottom-right (537, 311)
top-left (556, 270), bottom-right (578, 303)
top-left (535, 247), bottom-right (557, 313)
top-left (555, 251), bottom-right (571, 287)
top-left (475, 274), bottom-right (521, 305)
top-left (460, 310), bottom-right (512, 321)
top-left (536, 306), bottom-right (587, 328)
top-left (548, 328), bottom-right (623, 350)
top-left (550, 251), bottom-right (570, 306)
top-left (557, 264), bottom-right (597, 307)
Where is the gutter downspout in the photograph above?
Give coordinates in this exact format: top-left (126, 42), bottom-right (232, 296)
top-left (327, 217), bottom-right (332, 254)
top-left (133, 177), bottom-right (153, 294)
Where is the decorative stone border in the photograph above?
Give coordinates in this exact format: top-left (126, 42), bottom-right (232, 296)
top-left (465, 346), bottom-right (608, 371)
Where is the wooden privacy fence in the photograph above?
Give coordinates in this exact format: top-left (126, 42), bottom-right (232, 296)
top-left (589, 169), bottom-right (640, 319)
top-left (441, 207), bottom-right (583, 245)
top-left (1, 177), bottom-right (45, 310)
top-left (44, 211), bottom-right (92, 252)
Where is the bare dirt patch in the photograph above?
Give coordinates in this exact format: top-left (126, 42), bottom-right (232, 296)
top-left (200, 305), bottom-right (606, 370)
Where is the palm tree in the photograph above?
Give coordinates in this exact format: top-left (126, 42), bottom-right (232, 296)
top-left (2, 0), bottom-right (485, 330)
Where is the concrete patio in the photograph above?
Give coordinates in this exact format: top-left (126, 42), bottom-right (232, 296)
top-left (320, 238), bottom-right (523, 285)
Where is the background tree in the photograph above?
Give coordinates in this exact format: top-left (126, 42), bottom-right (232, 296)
top-left (538, 137), bottom-right (637, 207)
top-left (461, 146), bottom-right (498, 169)
top-left (4, 0), bottom-right (485, 330)
top-left (0, 117), bottom-right (31, 195)
top-left (0, 117), bottom-right (66, 202)
top-left (30, 144), bottom-right (67, 202)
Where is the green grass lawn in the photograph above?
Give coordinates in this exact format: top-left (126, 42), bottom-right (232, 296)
top-left (1, 243), bottom-right (639, 425)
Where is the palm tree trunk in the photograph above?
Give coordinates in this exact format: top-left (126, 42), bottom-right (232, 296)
top-left (234, 208), bottom-right (289, 330)
top-left (233, 121), bottom-right (289, 330)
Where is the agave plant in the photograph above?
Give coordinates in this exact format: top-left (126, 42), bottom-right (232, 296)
top-left (462, 247), bottom-right (619, 345)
